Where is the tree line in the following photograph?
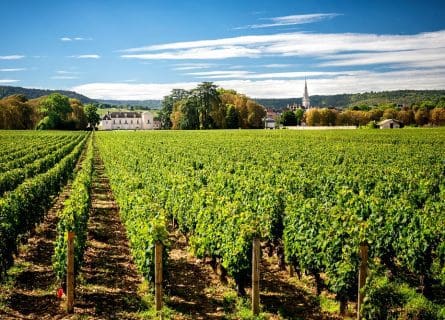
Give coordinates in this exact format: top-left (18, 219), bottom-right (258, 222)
top-left (278, 101), bottom-right (445, 127)
top-left (158, 82), bottom-right (266, 130)
top-left (0, 93), bottom-right (100, 130)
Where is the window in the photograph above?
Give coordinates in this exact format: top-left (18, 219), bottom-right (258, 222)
top-left (137, 119), bottom-right (139, 124)
top-left (147, 119), bottom-right (150, 124)
top-left (119, 119), bottom-right (122, 124)
top-left (113, 120), bottom-right (116, 124)
top-left (125, 120), bottom-right (128, 124)
top-left (131, 120), bottom-right (133, 124)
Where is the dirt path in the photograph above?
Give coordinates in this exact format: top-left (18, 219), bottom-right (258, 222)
top-left (166, 232), bottom-right (339, 319)
top-left (166, 232), bottom-right (226, 319)
top-left (74, 153), bottom-right (142, 319)
top-left (0, 177), bottom-right (73, 319)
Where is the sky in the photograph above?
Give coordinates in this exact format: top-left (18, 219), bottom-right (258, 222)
top-left (1, 0), bottom-right (445, 100)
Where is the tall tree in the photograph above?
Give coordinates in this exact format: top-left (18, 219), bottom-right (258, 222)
top-left (194, 82), bottom-right (220, 129)
top-left (84, 103), bottom-right (101, 128)
top-left (160, 89), bottom-right (189, 129)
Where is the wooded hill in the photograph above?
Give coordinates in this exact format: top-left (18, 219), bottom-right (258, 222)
top-left (256, 90), bottom-right (445, 109)
top-left (2, 85), bottom-right (445, 110)
top-left (0, 86), bottom-right (94, 104)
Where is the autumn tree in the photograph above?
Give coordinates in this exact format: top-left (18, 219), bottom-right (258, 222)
top-left (37, 93), bottom-right (72, 129)
top-left (430, 108), bottom-right (445, 126)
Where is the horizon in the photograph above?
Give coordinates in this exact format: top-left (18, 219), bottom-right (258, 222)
top-left (1, 0), bottom-right (445, 100)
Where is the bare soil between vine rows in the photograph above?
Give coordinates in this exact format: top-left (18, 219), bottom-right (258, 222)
top-left (0, 148), bottom-right (342, 320)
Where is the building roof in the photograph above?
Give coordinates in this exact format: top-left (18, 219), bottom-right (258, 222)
top-left (102, 112), bottom-right (142, 120)
top-left (377, 119), bottom-right (402, 125)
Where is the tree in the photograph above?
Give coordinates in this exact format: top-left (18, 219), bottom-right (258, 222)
top-left (194, 82), bottom-right (220, 129)
top-left (280, 110), bottom-right (298, 126)
top-left (414, 108), bottom-right (430, 126)
top-left (160, 89), bottom-right (189, 129)
top-left (305, 109), bottom-right (321, 126)
top-left (430, 108), bottom-right (445, 126)
top-left (84, 104), bottom-right (101, 128)
top-left (37, 93), bottom-right (72, 129)
top-left (294, 109), bottom-right (304, 125)
top-left (225, 104), bottom-right (239, 129)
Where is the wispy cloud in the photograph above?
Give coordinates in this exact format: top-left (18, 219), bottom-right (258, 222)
top-left (51, 75), bottom-right (79, 80)
top-left (69, 54), bottom-right (100, 59)
top-left (61, 37), bottom-right (92, 42)
top-left (173, 63), bottom-right (215, 71)
top-left (122, 46), bottom-right (260, 60)
top-left (73, 82), bottom-right (198, 100)
top-left (72, 68), bottom-right (445, 100)
top-left (0, 79), bottom-right (20, 84)
top-left (0, 68), bottom-right (27, 72)
top-left (236, 13), bottom-right (341, 29)
top-left (263, 64), bottom-right (292, 68)
top-left (0, 55), bottom-right (25, 60)
top-left (186, 70), bottom-right (359, 80)
top-left (56, 70), bottom-right (80, 75)
top-left (119, 30), bottom-right (445, 70)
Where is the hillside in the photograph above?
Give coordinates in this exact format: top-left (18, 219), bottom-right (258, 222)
top-left (2, 85), bottom-right (444, 110)
top-left (0, 86), bottom-right (95, 104)
top-left (96, 99), bottom-right (161, 109)
top-left (256, 90), bottom-right (445, 109)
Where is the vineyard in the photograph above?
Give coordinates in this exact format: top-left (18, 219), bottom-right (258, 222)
top-left (0, 128), bottom-right (444, 319)
top-left (96, 129), bottom-right (445, 318)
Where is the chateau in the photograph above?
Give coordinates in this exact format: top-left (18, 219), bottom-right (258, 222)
top-left (99, 111), bottom-right (160, 130)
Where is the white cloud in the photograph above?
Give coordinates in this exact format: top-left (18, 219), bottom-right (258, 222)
top-left (0, 55), bottom-right (25, 60)
top-left (0, 79), bottom-right (20, 84)
top-left (186, 70), bottom-right (361, 80)
top-left (236, 13), bottom-right (341, 29)
top-left (173, 63), bottom-right (215, 70)
top-left (119, 30), bottom-right (445, 69)
top-left (0, 68), bottom-right (26, 72)
top-left (56, 70), bottom-right (80, 74)
top-left (70, 54), bottom-right (100, 59)
top-left (263, 64), bottom-right (292, 68)
top-left (61, 37), bottom-right (92, 42)
top-left (71, 68), bottom-right (445, 100)
top-left (122, 46), bottom-right (260, 60)
top-left (72, 82), bottom-right (198, 100)
top-left (51, 76), bottom-right (79, 80)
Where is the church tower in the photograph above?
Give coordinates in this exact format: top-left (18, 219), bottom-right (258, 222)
top-left (302, 79), bottom-right (310, 109)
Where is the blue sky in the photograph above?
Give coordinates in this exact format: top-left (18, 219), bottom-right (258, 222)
top-left (1, 0), bottom-right (444, 99)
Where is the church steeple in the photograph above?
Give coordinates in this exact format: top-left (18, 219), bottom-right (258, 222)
top-left (302, 78), bottom-right (310, 109)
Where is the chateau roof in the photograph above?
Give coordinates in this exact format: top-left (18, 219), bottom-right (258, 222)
top-left (102, 112), bottom-right (142, 120)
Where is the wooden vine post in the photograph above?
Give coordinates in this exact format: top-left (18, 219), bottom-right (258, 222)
top-left (357, 242), bottom-right (368, 320)
top-left (155, 241), bottom-right (163, 313)
top-left (67, 231), bottom-right (75, 313)
top-left (252, 237), bottom-right (260, 315)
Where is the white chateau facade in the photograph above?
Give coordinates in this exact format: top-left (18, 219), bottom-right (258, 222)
top-left (99, 111), bottom-right (160, 130)
top-left (302, 79), bottom-right (310, 109)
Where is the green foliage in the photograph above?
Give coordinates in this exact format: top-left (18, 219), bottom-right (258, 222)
top-left (280, 110), bottom-right (298, 126)
top-left (162, 83), bottom-right (265, 130)
top-left (53, 133), bottom-right (94, 282)
top-left (362, 275), bottom-right (440, 320)
top-left (84, 104), bottom-right (101, 127)
top-left (0, 131), bottom-right (88, 279)
top-left (96, 128), bottom-right (445, 313)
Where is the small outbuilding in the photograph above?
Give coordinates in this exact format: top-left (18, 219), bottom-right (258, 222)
top-left (264, 117), bottom-right (276, 129)
top-left (378, 119), bottom-right (402, 129)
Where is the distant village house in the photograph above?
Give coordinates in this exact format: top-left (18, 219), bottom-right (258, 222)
top-left (378, 119), bottom-right (402, 129)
